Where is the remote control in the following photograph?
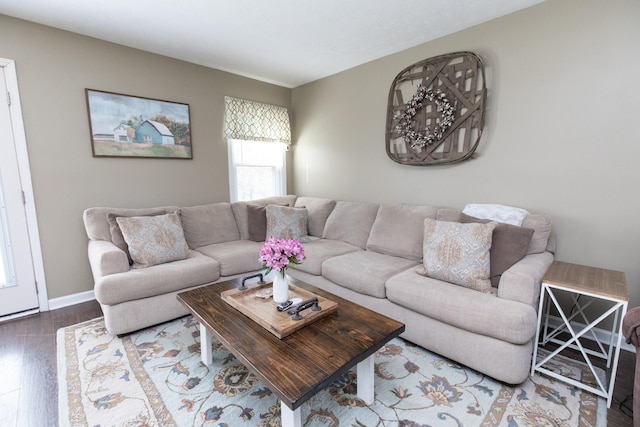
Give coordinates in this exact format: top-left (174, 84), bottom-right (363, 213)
top-left (276, 298), bottom-right (302, 312)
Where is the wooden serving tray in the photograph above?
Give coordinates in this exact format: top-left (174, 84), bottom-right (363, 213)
top-left (221, 282), bottom-right (338, 339)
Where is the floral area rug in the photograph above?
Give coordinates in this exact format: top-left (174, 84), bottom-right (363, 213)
top-left (57, 316), bottom-right (606, 426)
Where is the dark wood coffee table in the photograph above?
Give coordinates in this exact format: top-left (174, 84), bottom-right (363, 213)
top-left (177, 276), bottom-right (405, 427)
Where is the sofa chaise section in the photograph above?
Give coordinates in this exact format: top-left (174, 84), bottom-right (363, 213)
top-left (287, 199), bottom-right (554, 384)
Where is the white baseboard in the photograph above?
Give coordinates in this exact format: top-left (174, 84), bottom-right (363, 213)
top-left (47, 290), bottom-right (95, 311)
top-left (546, 314), bottom-right (635, 353)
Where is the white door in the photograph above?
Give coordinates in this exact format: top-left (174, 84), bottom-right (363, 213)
top-left (0, 64), bottom-right (39, 317)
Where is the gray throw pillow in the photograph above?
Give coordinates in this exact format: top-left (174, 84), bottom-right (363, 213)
top-left (247, 204), bottom-right (268, 242)
top-left (460, 213), bottom-right (534, 287)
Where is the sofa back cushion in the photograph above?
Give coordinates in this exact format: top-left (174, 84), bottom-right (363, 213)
top-left (294, 197), bottom-right (336, 238)
top-left (180, 202), bottom-right (240, 249)
top-left (83, 206), bottom-right (180, 242)
top-left (366, 203), bottom-right (437, 260)
top-left (231, 195), bottom-right (298, 240)
top-left (522, 214), bottom-right (552, 254)
top-left (322, 201), bottom-right (379, 249)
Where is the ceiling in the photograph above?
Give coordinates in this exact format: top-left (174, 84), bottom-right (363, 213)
top-left (0, 0), bottom-right (544, 88)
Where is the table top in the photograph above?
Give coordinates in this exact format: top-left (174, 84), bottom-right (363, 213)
top-left (543, 261), bottom-right (628, 301)
top-left (177, 276), bottom-right (405, 410)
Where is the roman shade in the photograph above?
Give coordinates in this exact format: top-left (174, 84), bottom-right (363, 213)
top-left (223, 96), bottom-right (291, 145)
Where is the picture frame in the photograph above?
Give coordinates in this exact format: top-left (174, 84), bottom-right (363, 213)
top-left (85, 89), bottom-right (192, 159)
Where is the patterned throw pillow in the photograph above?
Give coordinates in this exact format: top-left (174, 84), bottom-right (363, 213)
top-left (116, 212), bottom-right (190, 268)
top-left (108, 209), bottom-right (172, 264)
top-left (420, 218), bottom-right (496, 293)
top-left (265, 205), bottom-right (309, 242)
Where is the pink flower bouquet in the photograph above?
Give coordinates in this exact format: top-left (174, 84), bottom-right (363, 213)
top-left (259, 236), bottom-right (306, 277)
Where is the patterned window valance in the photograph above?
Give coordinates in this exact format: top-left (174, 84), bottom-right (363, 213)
top-left (224, 96), bottom-right (291, 145)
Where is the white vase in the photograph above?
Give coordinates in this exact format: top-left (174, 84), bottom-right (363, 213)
top-left (273, 272), bottom-right (289, 303)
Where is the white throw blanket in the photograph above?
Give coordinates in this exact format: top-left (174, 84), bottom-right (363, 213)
top-left (463, 203), bottom-right (530, 226)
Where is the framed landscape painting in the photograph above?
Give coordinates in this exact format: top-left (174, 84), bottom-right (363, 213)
top-left (86, 89), bottom-right (192, 159)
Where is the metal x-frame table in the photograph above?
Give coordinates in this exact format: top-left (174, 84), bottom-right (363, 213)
top-left (531, 261), bottom-right (628, 408)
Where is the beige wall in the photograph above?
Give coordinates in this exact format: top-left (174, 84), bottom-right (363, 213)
top-left (0, 15), bottom-right (292, 299)
top-left (3, 0), bottom-right (640, 309)
top-left (291, 0), bottom-right (640, 307)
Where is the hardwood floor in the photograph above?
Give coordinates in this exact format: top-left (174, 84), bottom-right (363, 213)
top-left (0, 300), bottom-right (103, 427)
top-left (0, 300), bottom-right (635, 426)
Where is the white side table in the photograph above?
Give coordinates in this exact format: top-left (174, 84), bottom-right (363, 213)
top-left (531, 261), bottom-right (628, 408)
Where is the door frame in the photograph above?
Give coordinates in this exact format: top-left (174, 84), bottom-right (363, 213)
top-left (1, 57), bottom-right (49, 312)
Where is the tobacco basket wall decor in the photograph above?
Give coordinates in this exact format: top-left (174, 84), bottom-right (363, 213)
top-left (386, 52), bottom-right (486, 166)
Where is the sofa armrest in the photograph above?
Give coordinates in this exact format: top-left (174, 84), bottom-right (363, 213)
top-left (88, 240), bottom-right (129, 281)
top-left (497, 251), bottom-right (554, 308)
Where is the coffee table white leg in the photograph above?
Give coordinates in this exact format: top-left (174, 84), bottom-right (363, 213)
top-left (357, 354), bottom-right (375, 404)
top-left (200, 324), bottom-right (212, 365)
top-left (280, 402), bottom-right (301, 427)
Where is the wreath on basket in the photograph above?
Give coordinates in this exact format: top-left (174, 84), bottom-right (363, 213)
top-left (395, 86), bottom-right (455, 149)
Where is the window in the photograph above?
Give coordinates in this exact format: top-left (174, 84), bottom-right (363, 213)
top-left (224, 97), bottom-right (291, 202)
top-left (228, 139), bottom-right (287, 202)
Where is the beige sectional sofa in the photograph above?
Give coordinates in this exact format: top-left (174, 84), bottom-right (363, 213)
top-left (83, 195), bottom-right (554, 384)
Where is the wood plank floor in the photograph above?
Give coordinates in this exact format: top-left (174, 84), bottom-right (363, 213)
top-left (0, 300), bottom-right (634, 426)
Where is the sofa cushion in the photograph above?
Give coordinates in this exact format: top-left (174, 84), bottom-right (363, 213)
top-left (323, 251), bottom-right (418, 298)
top-left (195, 240), bottom-right (263, 276)
top-left (366, 203), bottom-right (437, 261)
top-left (180, 202), bottom-right (240, 249)
top-left (385, 268), bottom-right (538, 345)
top-left (290, 239), bottom-right (360, 275)
top-left (266, 205), bottom-right (309, 241)
top-left (116, 212), bottom-right (190, 268)
top-left (460, 213), bottom-right (534, 287)
top-left (95, 251), bottom-right (220, 305)
top-left (421, 218), bottom-right (496, 293)
top-left (322, 201), bottom-right (379, 249)
top-left (436, 207), bottom-right (462, 222)
top-left (294, 197), bottom-right (336, 238)
top-left (231, 195), bottom-right (298, 240)
top-left (522, 214), bottom-right (552, 254)
top-left (83, 206), bottom-right (180, 242)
